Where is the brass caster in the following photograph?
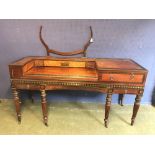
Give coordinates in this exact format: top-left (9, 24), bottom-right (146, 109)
top-left (44, 116), bottom-right (48, 126)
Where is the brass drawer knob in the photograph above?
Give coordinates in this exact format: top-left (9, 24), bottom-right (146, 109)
top-left (130, 73), bottom-right (135, 80)
top-left (110, 75), bottom-right (114, 81)
top-left (61, 62), bottom-right (69, 67)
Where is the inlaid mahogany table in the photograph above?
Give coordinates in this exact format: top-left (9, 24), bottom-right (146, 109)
top-left (8, 26), bottom-right (148, 127)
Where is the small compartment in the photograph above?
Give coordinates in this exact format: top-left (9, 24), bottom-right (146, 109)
top-left (100, 73), bottom-right (144, 83)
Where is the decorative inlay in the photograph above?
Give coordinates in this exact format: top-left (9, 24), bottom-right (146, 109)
top-left (11, 79), bottom-right (144, 89)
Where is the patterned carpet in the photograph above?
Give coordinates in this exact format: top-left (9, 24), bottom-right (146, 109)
top-left (0, 99), bottom-right (155, 135)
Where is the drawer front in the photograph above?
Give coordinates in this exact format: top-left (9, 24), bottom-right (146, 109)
top-left (43, 60), bottom-right (85, 67)
top-left (14, 84), bottom-right (40, 90)
top-left (101, 73), bottom-right (144, 83)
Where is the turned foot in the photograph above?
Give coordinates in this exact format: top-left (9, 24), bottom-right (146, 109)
top-left (44, 116), bottom-right (48, 126)
top-left (40, 88), bottom-right (48, 126)
top-left (12, 85), bottom-right (22, 124)
top-left (17, 115), bottom-right (21, 124)
top-left (131, 119), bottom-right (134, 126)
top-left (131, 90), bottom-right (143, 126)
top-left (104, 90), bottom-right (113, 128)
top-left (104, 119), bottom-right (108, 128)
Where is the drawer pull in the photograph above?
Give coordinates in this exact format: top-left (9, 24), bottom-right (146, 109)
top-left (130, 73), bottom-right (135, 80)
top-left (110, 76), bottom-right (114, 81)
top-left (61, 62), bottom-right (69, 67)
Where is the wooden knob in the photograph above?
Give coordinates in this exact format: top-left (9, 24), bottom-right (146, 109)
top-left (130, 73), bottom-right (135, 80)
top-left (110, 76), bottom-right (114, 81)
top-left (61, 62), bottom-right (69, 67)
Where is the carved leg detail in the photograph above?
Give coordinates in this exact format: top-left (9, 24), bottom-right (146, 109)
top-left (40, 89), bottom-right (48, 126)
top-left (118, 94), bottom-right (124, 106)
top-left (131, 90), bottom-right (143, 126)
top-left (104, 90), bottom-right (113, 128)
top-left (12, 85), bottom-right (21, 124)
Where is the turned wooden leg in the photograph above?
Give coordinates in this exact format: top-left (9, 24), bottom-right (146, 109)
top-left (40, 89), bottom-right (48, 126)
top-left (118, 94), bottom-right (124, 106)
top-left (131, 90), bottom-right (143, 126)
top-left (104, 90), bottom-right (113, 128)
top-left (28, 91), bottom-right (34, 103)
top-left (12, 85), bottom-right (21, 124)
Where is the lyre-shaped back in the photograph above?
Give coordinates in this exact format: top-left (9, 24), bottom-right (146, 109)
top-left (39, 26), bottom-right (94, 57)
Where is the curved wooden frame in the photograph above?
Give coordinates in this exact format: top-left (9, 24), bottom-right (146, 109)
top-left (39, 26), bottom-right (94, 57)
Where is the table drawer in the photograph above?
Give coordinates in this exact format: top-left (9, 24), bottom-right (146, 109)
top-left (43, 60), bottom-right (86, 67)
top-left (101, 73), bottom-right (144, 83)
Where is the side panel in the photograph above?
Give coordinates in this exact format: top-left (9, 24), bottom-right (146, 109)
top-left (9, 66), bottom-right (23, 78)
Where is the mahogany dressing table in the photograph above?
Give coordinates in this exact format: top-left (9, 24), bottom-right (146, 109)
top-left (9, 26), bottom-right (148, 127)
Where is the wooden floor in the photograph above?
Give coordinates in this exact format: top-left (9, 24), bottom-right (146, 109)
top-left (0, 99), bottom-right (155, 135)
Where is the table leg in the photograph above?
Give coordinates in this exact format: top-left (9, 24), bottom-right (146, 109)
top-left (12, 85), bottom-right (21, 124)
top-left (118, 94), bottom-right (124, 106)
top-left (131, 90), bottom-right (143, 126)
top-left (40, 89), bottom-right (48, 126)
top-left (104, 90), bottom-right (113, 128)
top-left (28, 91), bottom-right (34, 103)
